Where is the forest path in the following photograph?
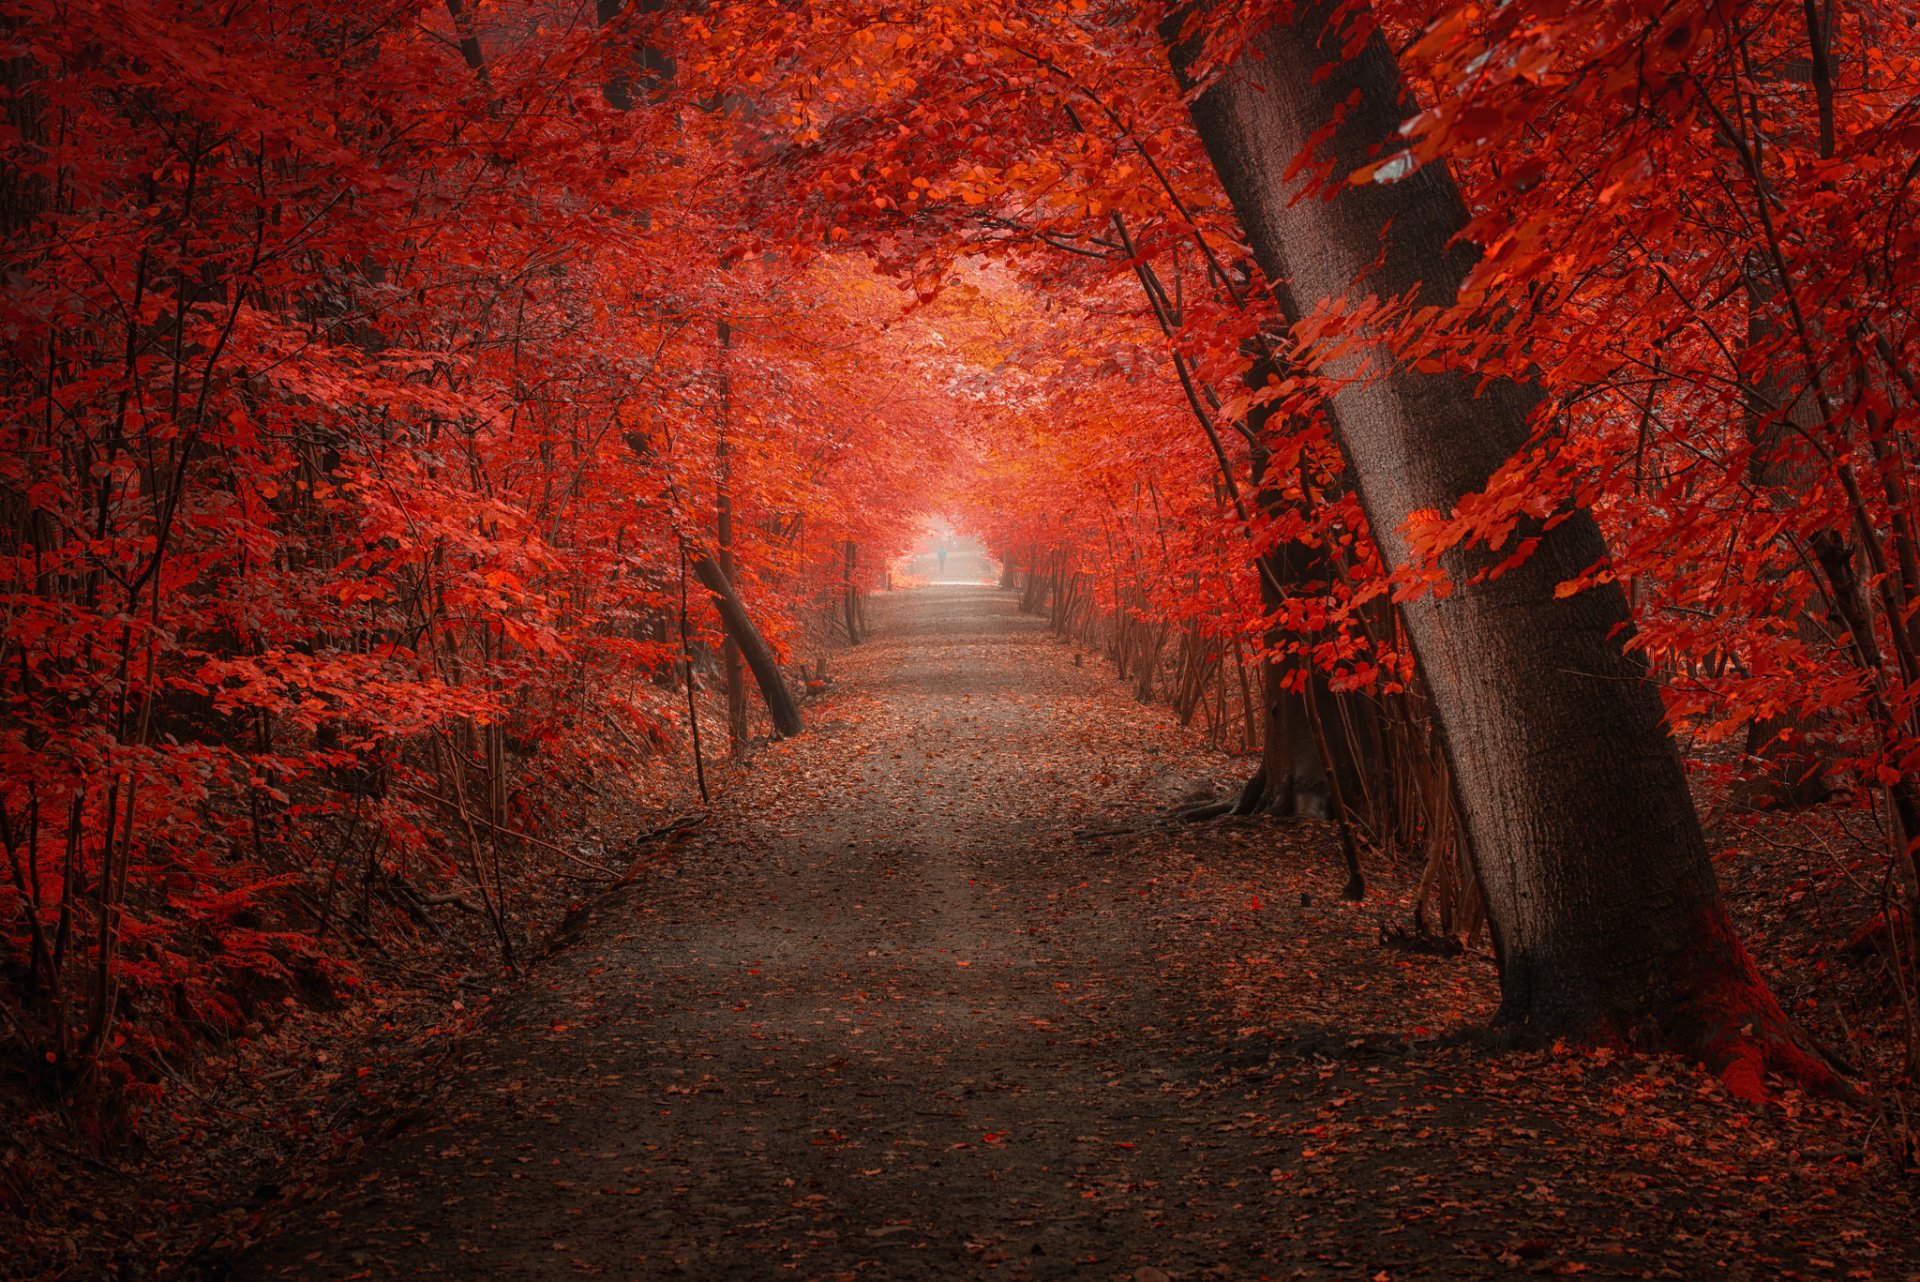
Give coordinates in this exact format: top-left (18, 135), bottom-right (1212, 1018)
top-left (244, 586), bottom-right (1909, 1282)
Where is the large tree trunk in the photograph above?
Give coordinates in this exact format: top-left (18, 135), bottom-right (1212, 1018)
top-left (1164, 1), bottom-right (1833, 1091)
top-left (689, 553), bottom-right (804, 739)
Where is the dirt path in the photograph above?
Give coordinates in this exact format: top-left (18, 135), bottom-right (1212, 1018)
top-left (242, 586), bottom-right (1914, 1281)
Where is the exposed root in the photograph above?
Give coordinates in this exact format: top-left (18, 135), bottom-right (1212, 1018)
top-left (1172, 798), bottom-right (1238, 823)
top-left (1379, 922), bottom-right (1465, 956)
top-left (1658, 905), bottom-right (1861, 1105)
top-left (1494, 904), bottom-right (1861, 1106)
top-left (1231, 766), bottom-right (1269, 816)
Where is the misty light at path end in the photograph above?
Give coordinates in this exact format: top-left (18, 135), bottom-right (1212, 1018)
top-left (892, 516), bottom-right (998, 586)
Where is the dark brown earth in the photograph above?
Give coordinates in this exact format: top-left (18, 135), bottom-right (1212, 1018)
top-left (239, 585), bottom-right (1916, 1281)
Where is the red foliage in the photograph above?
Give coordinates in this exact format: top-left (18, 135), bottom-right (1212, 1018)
top-left (0, 0), bottom-right (945, 1097)
top-left (6, 0), bottom-right (1920, 1123)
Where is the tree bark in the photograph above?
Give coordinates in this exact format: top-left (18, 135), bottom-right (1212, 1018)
top-left (1239, 441), bottom-right (1334, 819)
top-left (715, 320), bottom-right (749, 754)
top-left (1236, 357), bottom-right (1378, 827)
top-left (1019, 546), bottom-right (1047, 613)
top-left (689, 553), bottom-right (803, 739)
top-left (595, 0), bottom-right (674, 110)
top-left (1164, 0), bottom-right (1833, 1089)
top-left (843, 540), bottom-right (862, 645)
top-left (1737, 257), bottom-right (1835, 809)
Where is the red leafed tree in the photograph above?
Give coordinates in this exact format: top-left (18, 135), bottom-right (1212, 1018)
top-left (677, 0), bottom-right (1920, 1091)
top-left (1157, 0), bottom-right (1832, 1092)
top-left (7, 0), bottom-right (1920, 1129)
top-left (0, 0), bottom-right (942, 1096)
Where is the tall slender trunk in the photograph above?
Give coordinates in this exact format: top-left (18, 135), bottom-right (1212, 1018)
top-left (595, 0), bottom-right (673, 110)
top-left (1738, 255), bottom-right (1833, 808)
top-left (1236, 360), bottom-right (1377, 830)
top-left (1239, 441), bottom-right (1334, 820)
top-left (715, 320), bottom-right (748, 754)
top-left (1163, 0), bottom-right (1833, 1090)
top-left (1020, 545), bottom-right (1047, 613)
top-left (843, 540), bottom-right (862, 645)
top-left (591, 13), bottom-right (790, 746)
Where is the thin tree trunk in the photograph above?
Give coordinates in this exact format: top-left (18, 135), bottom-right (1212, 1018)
top-left (1738, 255), bottom-right (1833, 808)
top-left (689, 553), bottom-right (804, 739)
top-left (715, 320), bottom-right (748, 754)
top-left (595, 0), bottom-right (673, 110)
top-left (1234, 362), bottom-right (1370, 822)
top-left (444, 0), bottom-right (491, 82)
top-left (843, 540), bottom-right (862, 645)
top-left (677, 544), bottom-right (710, 804)
top-left (1020, 545), bottom-right (1046, 613)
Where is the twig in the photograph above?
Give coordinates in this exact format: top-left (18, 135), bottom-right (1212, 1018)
top-left (390, 780), bottom-right (618, 877)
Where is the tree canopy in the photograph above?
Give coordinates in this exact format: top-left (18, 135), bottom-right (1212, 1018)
top-left (5, 0), bottom-right (1920, 1154)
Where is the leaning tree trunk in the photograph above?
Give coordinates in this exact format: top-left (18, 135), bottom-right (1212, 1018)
top-left (1164, 0), bottom-right (1833, 1093)
top-left (689, 554), bottom-right (804, 739)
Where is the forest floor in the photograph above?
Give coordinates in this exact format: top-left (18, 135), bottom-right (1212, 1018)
top-left (215, 584), bottom-right (1915, 1281)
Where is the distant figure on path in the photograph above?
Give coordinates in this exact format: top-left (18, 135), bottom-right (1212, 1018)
top-left (935, 539), bottom-right (949, 578)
